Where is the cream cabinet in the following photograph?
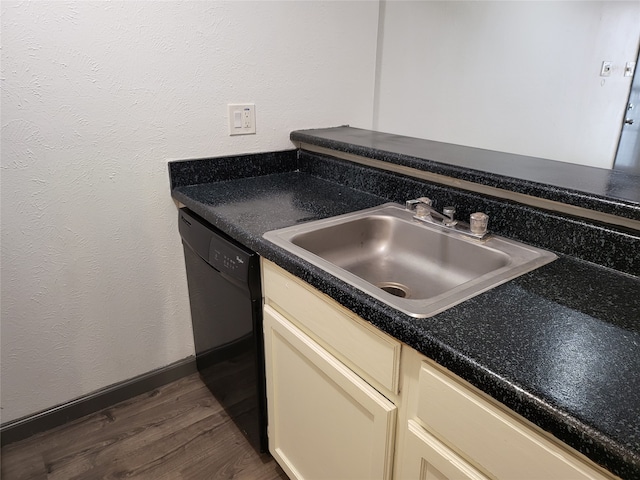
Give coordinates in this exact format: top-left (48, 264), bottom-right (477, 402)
top-left (395, 350), bottom-right (617, 480)
top-left (262, 260), bottom-right (617, 480)
top-left (401, 419), bottom-right (487, 480)
top-left (262, 260), bottom-right (398, 480)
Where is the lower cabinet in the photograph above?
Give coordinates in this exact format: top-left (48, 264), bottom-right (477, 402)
top-left (263, 305), bottom-right (397, 480)
top-left (395, 350), bottom-right (616, 480)
top-left (262, 260), bottom-right (616, 480)
top-left (401, 420), bottom-right (486, 480)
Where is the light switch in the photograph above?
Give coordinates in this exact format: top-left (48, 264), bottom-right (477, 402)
top-left (228, 104), bottom-right (256, 135)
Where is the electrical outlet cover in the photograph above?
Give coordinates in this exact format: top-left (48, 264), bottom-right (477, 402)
top-left (600, 61), bottom-right (612, 77)
top-left (228, 104), bottom-right (256, 135)
top-left (625, 62), bottom-right (636, 78)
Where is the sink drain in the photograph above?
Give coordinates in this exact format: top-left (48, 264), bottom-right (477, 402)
top-left (376, 282), bottom-right (410, 298)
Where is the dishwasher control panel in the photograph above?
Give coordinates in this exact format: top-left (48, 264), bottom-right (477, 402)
top-left (210, 245), bottom-right (250, 275)
top-left (178, 208), bottom-right (256, 286)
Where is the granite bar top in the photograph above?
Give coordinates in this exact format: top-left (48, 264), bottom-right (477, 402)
top-left (291, 126), bottom-right (640, 222)
top-left (169, 151), bottom-right (640, 479)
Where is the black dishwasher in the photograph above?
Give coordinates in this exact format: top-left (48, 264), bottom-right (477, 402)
top-left (178, 208), bottom-right (267, 453)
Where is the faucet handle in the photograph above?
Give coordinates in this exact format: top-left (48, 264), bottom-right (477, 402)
top-left (406, 197), bottom-right (433, 211)
top-left (470, 212), bottom-right (489, 235)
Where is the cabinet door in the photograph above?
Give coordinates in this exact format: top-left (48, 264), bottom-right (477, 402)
top-left (416, 363), bottom-right (614, 480)
top-left (399, 420), bottom-right (487, 480)
top-left (263, 305), bottom-right (397, 480)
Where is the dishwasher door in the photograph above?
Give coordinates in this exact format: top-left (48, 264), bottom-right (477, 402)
top-left (179, 208), bottom-right (267, 453)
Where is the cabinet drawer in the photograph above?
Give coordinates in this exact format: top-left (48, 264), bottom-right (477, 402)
top-left (416, 362), bottom-right (613, 480)
top-left (262, 259), bottom-right (401, 395)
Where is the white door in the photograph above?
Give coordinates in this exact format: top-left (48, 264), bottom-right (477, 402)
top-left (614, 50), bottom-right (640, 173)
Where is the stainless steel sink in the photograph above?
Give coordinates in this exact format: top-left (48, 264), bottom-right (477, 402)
top-left (263, 203), bottom-right (556, 318)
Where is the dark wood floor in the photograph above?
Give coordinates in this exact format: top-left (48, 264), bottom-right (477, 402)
top-left (1, 373), bottom-right (288, 480)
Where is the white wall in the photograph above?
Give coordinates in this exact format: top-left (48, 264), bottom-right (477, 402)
top-left (374, 1), bottom-right (640, 168)
top-left (0, 1), bottom-right (379, 424)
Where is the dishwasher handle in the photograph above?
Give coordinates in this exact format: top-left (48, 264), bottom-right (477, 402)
top-left (179, 208), bottom-right (213, 263)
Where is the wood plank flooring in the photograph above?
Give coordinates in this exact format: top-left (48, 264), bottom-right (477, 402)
top-left (1, 373), bottom-right (288, 480)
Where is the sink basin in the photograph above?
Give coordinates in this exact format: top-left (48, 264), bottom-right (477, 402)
top-left (263, 203), bottom-right (557, 317)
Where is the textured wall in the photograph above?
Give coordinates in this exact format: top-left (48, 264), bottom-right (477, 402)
top-left (374, 1), bottom-right (640, 168)
top-left (0, 1), bottom-right (379, 423)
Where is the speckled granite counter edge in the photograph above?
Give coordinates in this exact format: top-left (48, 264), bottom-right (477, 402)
top-left (169, 149), bottom-right (297, 189)
top-left (300, 150), bottom-right (639, 276)
top-left (291, 128), bottom-right (640, 222)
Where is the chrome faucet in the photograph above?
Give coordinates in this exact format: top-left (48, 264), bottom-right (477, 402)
top-left (405, 197), bottom-right (457, 226)
top-left (405, 197), bottom-right (489, 239)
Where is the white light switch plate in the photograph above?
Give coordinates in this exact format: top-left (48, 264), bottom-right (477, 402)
top-left (228, 104), bottom-right (256, 135)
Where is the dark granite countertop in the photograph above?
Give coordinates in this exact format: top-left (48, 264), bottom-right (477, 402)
top-left (170, 151), bottom-right (640, 479)
top-left (291, 126), bottom-right (640, 222)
